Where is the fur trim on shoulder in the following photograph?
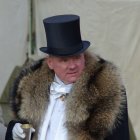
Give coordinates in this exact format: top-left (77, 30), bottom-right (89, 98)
top-left (10, 59), bottom-right (45, 117)
top-left (65, 52), bottom-right (126, 139)
top-left (10, 52), bottom-right (127, 139)
top-left (11, 58), bottom-right (54, 127)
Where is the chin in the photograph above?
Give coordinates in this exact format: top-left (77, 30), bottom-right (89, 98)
top-left (68, 78), bottom-right (78, 84)
top-left (64, 75), bottom-right (80, 84)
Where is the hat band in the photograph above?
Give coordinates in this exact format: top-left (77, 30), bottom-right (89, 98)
top-left (47, 43), bottom-right (83, 56)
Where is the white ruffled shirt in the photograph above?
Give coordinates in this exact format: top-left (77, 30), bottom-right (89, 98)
top-left (38, 75), bottom-right (73, 140)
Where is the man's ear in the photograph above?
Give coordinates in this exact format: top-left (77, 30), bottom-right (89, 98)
top-left (46, 57), bottom-right (53, 70)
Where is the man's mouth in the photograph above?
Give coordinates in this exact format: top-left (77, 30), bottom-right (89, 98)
top-left (67, 71), bottom-right (77, 75)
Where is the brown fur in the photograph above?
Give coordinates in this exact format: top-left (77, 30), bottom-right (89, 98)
top-left (12, 52), bottom-right (126, 140)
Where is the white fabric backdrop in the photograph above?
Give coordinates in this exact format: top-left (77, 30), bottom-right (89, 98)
top-left (0, 0), bottom-right (29, 95)
top-left (34, 0), bottom-right (140, 139)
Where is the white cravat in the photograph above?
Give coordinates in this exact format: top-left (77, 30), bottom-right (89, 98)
top-left (38, 75), bottom-right (73, 140)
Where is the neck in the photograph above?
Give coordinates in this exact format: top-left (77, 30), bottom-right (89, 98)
top-left (54, 74), bottom-right (73, 85)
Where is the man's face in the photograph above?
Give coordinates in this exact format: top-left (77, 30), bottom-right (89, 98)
top-left (46, 53), bottom-right (85, 84)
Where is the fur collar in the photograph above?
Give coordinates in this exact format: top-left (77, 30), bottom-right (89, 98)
top-left (11, 52), bottom-right (126, 140)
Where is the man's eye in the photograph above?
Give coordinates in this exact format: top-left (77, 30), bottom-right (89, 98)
top-left (74, 55), bottom-right (81, 59)
top-left (58, 58), bottom-right (68, 62)
top-left (62, 59), bottom-right (68, 62)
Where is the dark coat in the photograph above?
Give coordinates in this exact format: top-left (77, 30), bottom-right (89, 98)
top-left (6, 52), bottom-right (130, 140)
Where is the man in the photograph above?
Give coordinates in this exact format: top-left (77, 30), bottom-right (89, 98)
top-left (5, 14), bottom-right (130, 140)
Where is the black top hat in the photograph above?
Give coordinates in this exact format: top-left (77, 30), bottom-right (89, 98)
top-left (40, 14), bottom-right (90, 56)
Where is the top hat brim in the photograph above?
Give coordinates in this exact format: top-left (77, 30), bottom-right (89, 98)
top-left (40, 41), bottom-right (90, 56)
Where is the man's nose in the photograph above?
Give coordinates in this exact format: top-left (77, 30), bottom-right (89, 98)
top-left (69, 60), bottom-right (76, 69)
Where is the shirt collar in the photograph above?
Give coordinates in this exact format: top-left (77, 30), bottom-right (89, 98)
top-left (54, 74), bottom-right (73, 87)
top-left (50, 75), bottom-right (73, 99)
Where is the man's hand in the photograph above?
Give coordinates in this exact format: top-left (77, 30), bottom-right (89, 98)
top-left (12, 123), bottom-right (35, 140)
top-left (12, 123), bottom-right (25, 140)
